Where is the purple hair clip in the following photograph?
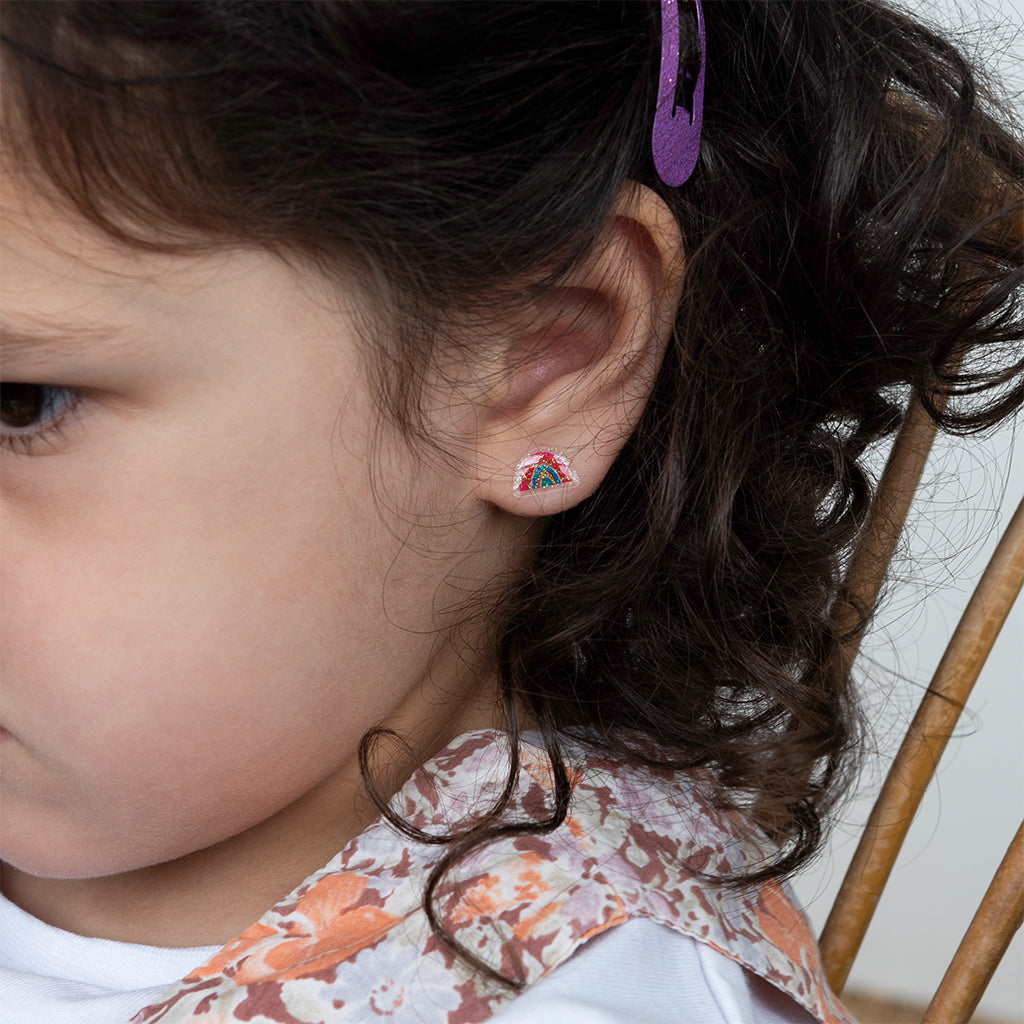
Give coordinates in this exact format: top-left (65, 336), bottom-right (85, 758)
top-left (652, 0), bottom-right (705, 188)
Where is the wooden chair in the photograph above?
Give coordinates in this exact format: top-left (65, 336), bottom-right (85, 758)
top-left (817, 394), bottom-right (1024, 1023)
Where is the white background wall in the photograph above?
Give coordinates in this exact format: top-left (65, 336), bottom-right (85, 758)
top-left (791, 5), bottom-right (1024, 1018)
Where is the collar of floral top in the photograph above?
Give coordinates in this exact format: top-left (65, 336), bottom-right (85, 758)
top-left (131, 730), bottom-right (854, 1024)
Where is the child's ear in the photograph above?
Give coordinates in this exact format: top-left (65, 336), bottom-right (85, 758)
top-left (473, 183), bottom-right (685, 515)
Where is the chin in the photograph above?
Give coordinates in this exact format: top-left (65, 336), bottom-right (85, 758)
top-left (0, 826), bottom-right (149, 881)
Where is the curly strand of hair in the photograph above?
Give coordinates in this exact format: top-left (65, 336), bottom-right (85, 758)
top-left (357, 703), bottom-right (574, 991)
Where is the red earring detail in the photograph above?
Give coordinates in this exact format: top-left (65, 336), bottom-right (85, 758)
top-left (513, 451), bottom-right (579, 493)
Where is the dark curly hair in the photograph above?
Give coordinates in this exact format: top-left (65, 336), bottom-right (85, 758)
top-left (3, 0), bottom-right (1022, 990)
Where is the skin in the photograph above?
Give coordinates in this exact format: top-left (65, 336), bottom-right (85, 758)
top-left (0, 175), bottom-right (526, 946)
top-left (0, 168), bottom-right (684, 950)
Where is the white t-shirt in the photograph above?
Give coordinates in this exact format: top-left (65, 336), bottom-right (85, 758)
top-left (0, 892), bottom-right (813, 1023)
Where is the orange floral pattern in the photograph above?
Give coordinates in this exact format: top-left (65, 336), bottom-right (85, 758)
top-left (130, 730), bottom-right (854, 1024)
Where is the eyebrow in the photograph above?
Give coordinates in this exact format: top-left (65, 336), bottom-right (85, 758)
top-left (0, 316), bottom-right (141, 366)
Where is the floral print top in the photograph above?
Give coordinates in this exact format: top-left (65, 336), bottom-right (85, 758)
top-left (131, 730), bottom-right (854, 1024)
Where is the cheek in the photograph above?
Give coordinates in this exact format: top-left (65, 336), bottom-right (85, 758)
top-left (0, 445), bottom-right (407, 876)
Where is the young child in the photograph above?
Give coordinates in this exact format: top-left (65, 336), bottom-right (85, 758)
top-left (0, 1), bottom-right (1021, 1022)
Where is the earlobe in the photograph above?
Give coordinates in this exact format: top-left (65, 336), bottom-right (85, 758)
top-left (476, 184), bottom-right (685, 517)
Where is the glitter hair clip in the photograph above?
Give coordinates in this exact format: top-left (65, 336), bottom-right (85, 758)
top-left (652, 0), bottom-right (706, 188)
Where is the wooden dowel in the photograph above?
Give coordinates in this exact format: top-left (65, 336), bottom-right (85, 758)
top-left (820, 496), bottom-right (1024, 994)
top-left (833, 396), bottom-right (938, 670)
top-left (921, 820), bottom-right (1024, 1024)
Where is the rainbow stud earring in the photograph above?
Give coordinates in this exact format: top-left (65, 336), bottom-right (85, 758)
top-left (513, 450), bottom-right (579, 493)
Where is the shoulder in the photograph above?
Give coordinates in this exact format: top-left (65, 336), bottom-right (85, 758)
top-left (431, 734), bottom-right (847, 1021)
top-left (489, 918), bottom-right (818, 1024)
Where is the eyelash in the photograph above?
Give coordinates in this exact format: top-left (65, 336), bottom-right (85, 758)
top-left (0, 383), bottom-right (83, 455)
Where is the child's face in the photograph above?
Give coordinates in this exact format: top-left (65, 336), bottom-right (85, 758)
top-left (0, 173), bottom-right (509, 887)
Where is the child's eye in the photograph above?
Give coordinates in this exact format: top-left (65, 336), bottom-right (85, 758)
top-left (0, 382), bottom-right (81, 454)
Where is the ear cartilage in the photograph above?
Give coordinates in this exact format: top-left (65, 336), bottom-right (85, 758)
top-left (513, 451), bottom-right (579, 493)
